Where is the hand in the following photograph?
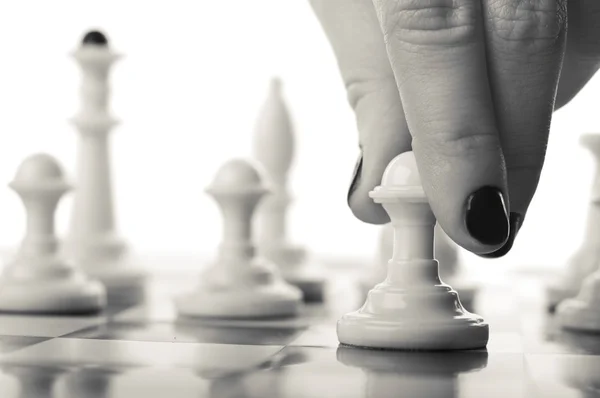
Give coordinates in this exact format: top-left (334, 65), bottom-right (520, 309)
top-left (310, 0), bottom-right (600, 257)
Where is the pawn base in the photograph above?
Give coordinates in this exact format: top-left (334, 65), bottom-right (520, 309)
top-left (337, 311), bottom-right (488, 351)
top-left (262, 245), bottom-right (326, 302)
top-left (175, 282), bottom-right (302, 319)
top-left (449, 280), bottom-right (477, 312)
top-left (556, 271), bottom-right (600, 332)
top-left (339, 275), bottom-right (489, 350)
top-left (556, 298), bottom-right (600, 332)
top-left (0, 274), bottom-right (106, 314)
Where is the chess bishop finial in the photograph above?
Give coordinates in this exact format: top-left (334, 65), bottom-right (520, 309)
top-left (337, 151), bottom-right (488, 350)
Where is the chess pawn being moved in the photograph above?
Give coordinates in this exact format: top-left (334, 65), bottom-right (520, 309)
top-left (175, 159), bottom-right (303, 318)
top-left (0, 154), bottom-right (106, 314)
top-left (253, 78), bottom-right (325, 302)
top-left (546, 133), bottom-right (600, 311)
top-left (337, 151), bottom-right (488, 350)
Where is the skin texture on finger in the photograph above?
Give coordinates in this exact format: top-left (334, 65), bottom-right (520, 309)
top-left (309, 0), bottom-right (412, 224)
top-left (479, 0), bottom-right (567, 257)
top-left (371, 0), bottom-right (509, 254)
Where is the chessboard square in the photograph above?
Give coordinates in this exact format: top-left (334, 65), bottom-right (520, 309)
top-left (64, 320), bottom-right (304, 346)
top-left (0, 335), bottom-right (49, 354)
top-left (459, 353), bottom-right (532, 398)
top-left (0, 314), bottom-right (105, 337)
top-left (62, 368), bottom-right (211, 398)
top-left (289, 324), bottom-right (339, 348)
top-left (485, 332), bottom-right (524, 354)
top-left (116, 301), bottom-right (329, 329)
top-left (525, 354), bottom-right (600, 398)
top-left (0, 338), bottom-right (286, 374)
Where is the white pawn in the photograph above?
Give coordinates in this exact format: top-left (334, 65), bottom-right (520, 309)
top-left (253, 78), bottom-right (325, 302)
top-left (0, 154), bottom-right (106, 314)
top-left (175, 159), bottom-right (302, 318)
top-left (337, 151), bottom-right (488, 350)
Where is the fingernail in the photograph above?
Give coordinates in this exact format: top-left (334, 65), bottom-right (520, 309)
top-left (479, 212), bottom-right (523, 258)
top-left (347, 151), bottom-right (363, 205)
top-left (465, 186), bottom-right (509, 246)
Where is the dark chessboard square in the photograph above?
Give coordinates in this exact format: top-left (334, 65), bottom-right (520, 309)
top-left (0, 335), bottom-right (49, 354)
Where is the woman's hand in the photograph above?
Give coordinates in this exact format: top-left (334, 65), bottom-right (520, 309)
top-left (310, 0), bottom-right (600, 257)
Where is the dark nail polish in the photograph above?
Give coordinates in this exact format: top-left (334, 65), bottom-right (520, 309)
top-left (479, 212), bottom-right (523, 258)
top-left (347, 152), bottom-right (363, 204)
top-left (465, 186), bottom-right (509, 245)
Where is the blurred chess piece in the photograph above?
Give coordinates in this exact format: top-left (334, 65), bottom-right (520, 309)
top-left (0, 154), bottom-right (105, 314)
top-left (2, 366), bottom-right (66, 398)
top-left (60, 368), bottom-right (118, 398)
top-left (66, 30), bottom-right (146, 305)
top-left (337, 346), bottom-right (488, 398)
top-left (546, 134), bottom-right (600, 312)
top-left (253, 78), bottom-right (326, 302)
top-left (175, 159), bottom-right (302, 318)
top-left (556, 264), bottom-right (600, 332)
top-left (338, 152), bottom-right (488, 350)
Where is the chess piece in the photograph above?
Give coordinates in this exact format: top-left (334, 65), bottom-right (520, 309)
top-left (358, 223), bottom-right (392, 296)
top-left (546, 134), bottom-right (600, 312)
top-left (66, 30), bottom-right (145, 303)
top-left (556, 266), bottom-right (600, 332)
top-left (0, 154), bottom-right (105, 314)
top-left (175, 158), bottom-right (302, 318)
top-left (435, 224), bottom-right (478, 310)
top-left (360, 223), bottom-right (478, 310)
top-left (253, 78), bottom-right (326, 302)
top-left (337, 151), bottom-right (489, 350)
top-left (2, 366), bottom-right (66, 398)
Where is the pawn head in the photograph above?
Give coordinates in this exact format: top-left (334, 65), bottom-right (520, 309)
top-left (209, 158), bottom-right (269, 194)
top-left (13, 154), bottom-right (65, 184)
top-left (381, 151), bottom-right (421, 188)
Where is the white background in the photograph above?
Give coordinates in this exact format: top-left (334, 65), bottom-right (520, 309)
top-left (0, 0), bottom-right (596, 271)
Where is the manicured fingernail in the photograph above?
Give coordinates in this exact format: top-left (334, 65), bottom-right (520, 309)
top-left (347, 151), bottom-right (363, 205)
top-left (465, 186), bottom-right (509, 246)
top-left (479, 212), bottom-right (523, 258)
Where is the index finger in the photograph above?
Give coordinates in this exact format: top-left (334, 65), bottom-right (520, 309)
top-left (371, 0), bottom-right (509, 254)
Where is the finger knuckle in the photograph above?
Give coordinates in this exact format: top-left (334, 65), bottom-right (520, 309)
top-left (344, 75), bottom-right (397, 111)
top-left (378, 0), bottom-right (479, 46)
top-left (487, 0), bottom-right (566, 51)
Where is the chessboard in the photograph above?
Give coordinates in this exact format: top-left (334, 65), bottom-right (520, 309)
top-left (0, 256), bottom-right (595, 398)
